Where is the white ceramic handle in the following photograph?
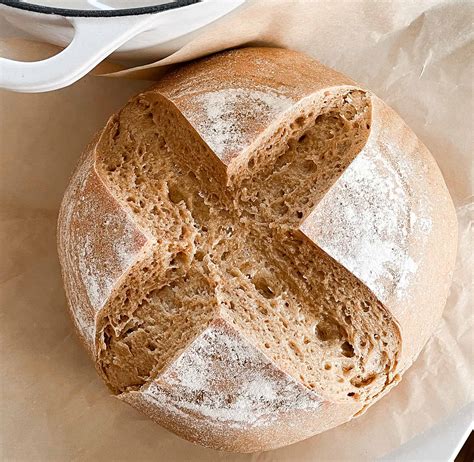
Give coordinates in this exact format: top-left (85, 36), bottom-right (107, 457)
top-left (0, 15), bottom-right (155, 93)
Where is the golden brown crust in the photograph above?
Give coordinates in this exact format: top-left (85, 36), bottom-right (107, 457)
top-left (58, 47), bottom-right (457, 452)
top-left (118, 317), bottom-right (361, 453)
top-left (57, 131), bottom-right (152, 356)
top-left (151, 47), bottom-right (355, 166)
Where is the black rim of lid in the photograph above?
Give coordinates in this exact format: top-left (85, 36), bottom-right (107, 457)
top-left (0, 0), bottom-right (200, 17)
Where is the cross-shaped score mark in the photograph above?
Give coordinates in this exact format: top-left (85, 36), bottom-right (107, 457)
top-left (97, 90), bottom-right (398, 405)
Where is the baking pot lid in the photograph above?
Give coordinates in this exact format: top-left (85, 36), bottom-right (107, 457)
top-left (0, 0), bottom-right (200, 17)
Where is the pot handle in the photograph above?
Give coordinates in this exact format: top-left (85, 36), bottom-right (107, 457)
top-left (0, 15), bottom-right (156, 93)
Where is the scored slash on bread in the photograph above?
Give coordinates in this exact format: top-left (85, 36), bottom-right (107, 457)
top-left (57, 48), bottom-right (457, 452)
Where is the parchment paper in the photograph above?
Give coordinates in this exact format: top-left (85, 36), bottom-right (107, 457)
top-left (0, 1), bottom-right (472, 460)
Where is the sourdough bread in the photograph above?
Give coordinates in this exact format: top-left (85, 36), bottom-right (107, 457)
top-left (58, 48), bottom-right (457, 452)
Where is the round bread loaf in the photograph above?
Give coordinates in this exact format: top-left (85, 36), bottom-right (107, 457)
top-left (58, 47), bottom-right (457, 452)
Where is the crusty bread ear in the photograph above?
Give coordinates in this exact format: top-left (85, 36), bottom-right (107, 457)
top-left (58, 47), bottom-right (457, 452)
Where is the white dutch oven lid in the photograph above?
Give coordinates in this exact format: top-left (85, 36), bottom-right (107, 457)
top-left (0, 0), bottom-right (245, 92)
top-left (2, 0), bottom-right (200, 15)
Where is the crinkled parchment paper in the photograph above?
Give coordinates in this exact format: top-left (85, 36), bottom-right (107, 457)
top-left (0, 1), bottom-right (472, 460)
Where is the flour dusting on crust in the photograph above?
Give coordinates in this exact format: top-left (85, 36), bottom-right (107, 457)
top-left (136, 319), bottom-right (321, 428)
top-left (302, 97), bottom-right (433, 304)
top-left (58, 147), bottom-right (149, 349)
top-left (192, 88), bottom-right (294, 160)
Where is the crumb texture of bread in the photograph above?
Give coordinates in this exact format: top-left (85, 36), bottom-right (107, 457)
top-left (57, 48), bottom-right (458, 452)
top-left (94, 88), bottom-right (399, 406)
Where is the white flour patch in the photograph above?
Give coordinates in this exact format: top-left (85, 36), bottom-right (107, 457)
top-left (303, 136), bottom-right (429, 302)
top-left (141, 322), bottom-right (320, 429)
top-left (58, 153), bottom-right (148, 348)
top-left (194, 88), bottom-right (294, 158)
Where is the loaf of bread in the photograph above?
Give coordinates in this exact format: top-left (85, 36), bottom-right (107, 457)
top-left (58, 48), bottom-right (457, 452)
